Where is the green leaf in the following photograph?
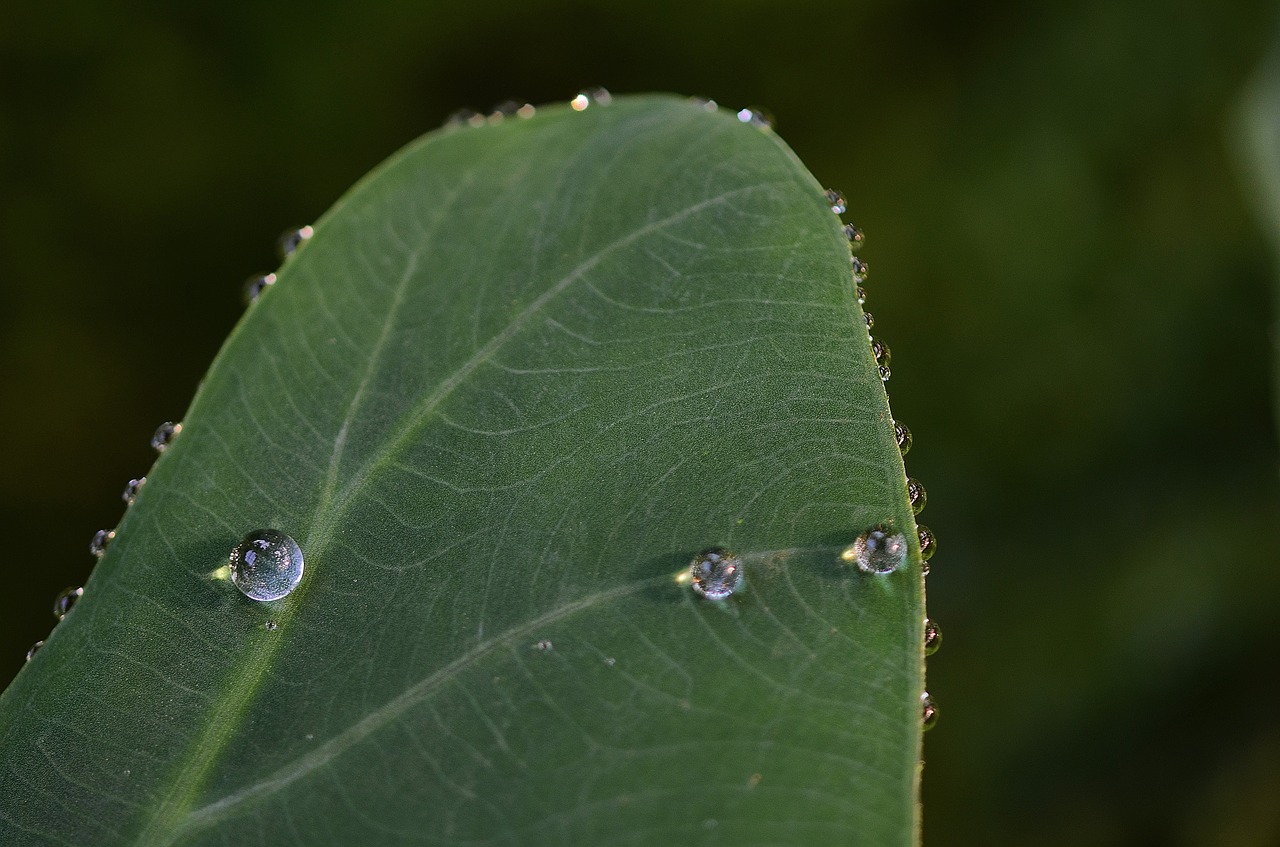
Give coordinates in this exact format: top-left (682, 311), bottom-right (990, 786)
top-left (0, 95), bottom-right (925, 846)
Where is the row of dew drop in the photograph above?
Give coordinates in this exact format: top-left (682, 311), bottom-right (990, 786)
top-left (28, 90), bottom-right (941, 733)
top-left (25, 224), bottom-right (319, 660)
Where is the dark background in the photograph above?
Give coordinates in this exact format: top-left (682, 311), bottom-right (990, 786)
top-left (3, 2), bottom-right (1278, 844)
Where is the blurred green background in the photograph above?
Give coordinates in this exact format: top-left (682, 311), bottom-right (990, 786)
top-left (3, 1), bottom-right (1278, 843)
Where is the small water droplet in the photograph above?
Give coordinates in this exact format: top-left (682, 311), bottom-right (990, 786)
top-left (689, 548), bottom-right (743, 600)
top-left (229, 529), bottom-right (305, 602)
top-left (122, 477), bottom-right (146, 505)
top-left (747, 772), bottom-right (763, 789)
top-left (604, 656), bottom-right (616, 666)
top-left (52, 586), bottom-right (83, 621)
top-left (871, 337), bottom-right (891, 366)
top-left (921, 692), bottom-right (938, 730)
top-left (863, 312), bottom-right (874, 330)
top-left (534, 639), bottom-right (554, 652)
top-left (841, 527), bottom-right (908, 574)
top-left (894, 420), bottom-right (913, 455)
top-left (844, 223), bottom-right (865, 250)
top-left (569, 94), bottom-right (590, 111)
top-left (89, 529), bottom-right (116, 558)
top-left (243, 273), bottom-right (276, 305)
top-left (26, 641), bottom-right (44, 662)
top-left (488, 100), bottom-right (522, 121)
top-left (585, 86), bottom-right (613, 105)
top-left (265, 620), bottom-right (279, 631)
top-left (735, 106), bottom-right (773, 129)
top-left (276, 225), bottom-right (313, 260)
top-left (151, 421), bottom-right (182, 453)
top-left (856, 285), bottom-right (867, 306)
top-left (907, 478), bottom-right (927, 515)
top-left (689, 96), bottom-right (718, 112)
top-left (878, 364), bottom-right (891, 382)
top-left (924, 618), bottom-right (941, 655)
top-left (516, 103), bottom-right (537, 119)
top-left (851, 257), bottom-right (868, 283)
top-left (825, 189), bottom-right (847, 215)
top-left (917, 525), bottom-right (937, 562)
top-left (445, 108), bottom-right (476, 127)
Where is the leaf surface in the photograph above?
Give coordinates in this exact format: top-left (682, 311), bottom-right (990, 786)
top-left (0, 95), bottom-right (924, 846)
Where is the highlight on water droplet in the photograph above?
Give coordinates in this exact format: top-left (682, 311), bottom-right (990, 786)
top-left (825, 189), bottom-right (847, 215)
top-left (122, 477), bottom-right (146, 506)
top-left (52, 586), bottom-right (83, 621)
top-left (735, 106), bottom-right (773, 129)
top-left (151, 421), bottom-right (182, 453)
top-left (840, 526), bottom-right (908, 575)
top-left (89, 529), bottom-right (116, 559)
top-left (851, 257), bottom-right (868, 283)
top-left (229, 529), bottom-right (305, 602)
top-left (276, 225), bottom-right (314, 260)
top-left (243, 272), bottom-right (276, 305)
top-left (844, 223), bottom-right (865, 250)
top-left (921, 692), bottom-right (939, 730)
top-left (26, 641), bottom-right (44, 662)
top-left (907, 478), bottom-right (927, 515)
top-left (894, 420), bottom-right (913, 455)
top-left (917, 525), bottom-right (937, 562)
top-left (924, 618), bottom-right (941, 655)
top-left (569, 93), bottom-right (590, 111)
top-left (689, 548), bottom-right (743, 600)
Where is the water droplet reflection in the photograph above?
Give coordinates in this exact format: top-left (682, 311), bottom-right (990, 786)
top-left (229, 529), bottom-right (305, 602)
top-left (689, 548), bottom-right (743, 600)
top-left (841, 527), bottom-right (908, 574)
top-left (917, 525), bottom-right (937, 562)
top-left (894, 420), bottom-right (913, 455)
top-left (53, 586), bottom-right (83, 621)
top-left (906, 478), bottom-right (927, 515)
top-left (89, 529), bottom-right (115, 559)
top-left (151, 421), bottom-right (182, 453)
top-left (924, 619), bottom-right (941, 655)
top-left (921, 692), bottom-right (938, 730)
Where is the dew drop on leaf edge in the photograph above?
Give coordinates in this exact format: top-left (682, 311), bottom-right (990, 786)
top-left (229, 529), bottom-right (305, 602)
top-left (907, 478), bottom-right (927, 515)
top-left (243, 273), bottom-right (276, 305)
top-left (921, 692), bottom-right (939, 730)
top-left (689, 548), bottom-right (743, 600)
top-left (917, 525), bottom-right (937, 561)
top-left (276, 225), bottom-right (313, 260)
top-left (25, 641), bottom-right (43, 662)
top-left (151, 421), bottom-right (181, 453)
top-left (52, 586), bottom-right (83, 621)
top-left (841, 527), bottom-right (908, 574)
top-left (89, 529), bottom-right (115, 558)
top-left (894, 420), bottom-right (913, 455)
top-left (122, 477), bottom-right (146, 506)
top-left (924, 618), bottom-right (941, 655)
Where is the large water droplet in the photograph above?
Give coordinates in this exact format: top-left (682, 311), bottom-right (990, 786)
top-left (53, 586), bottom-right (83, 621)
top-left (844, 223), bottom-right (865, 250)
top-left (871, 337), bottom-right (891, 367)
top-left (26, 641), bottom-right (44, 662)
top-left (917, 525), bottom-right (937, 562)
top-left (243, 273), bottom-right (276, 305)
top-left (841, 527), bottom-right (908, 574)
top-left (921, 692), bottom-right (938, 730)
top-left (89, 529), bottom-right (115, 558)
top-left (825, 189), bottom-right (847, 215)
top-left (851, 257), bottom-right (868, 283)
top-left (122, 477), bottom-right (146, 506)
top-left (689, 548), bottom-right (743, 600)
top-left (894, 420), bottom-right (913, 455)
top-left (277, 225), bottom-right (314, 260)
top-left (151, 421), bottom-right (182, 453)
top-left (229, 529), bottom-right (305, 602)
top-left (736, 106), bottom-right (773, 129)
top-left (907, 478), bottom-right (927, 515)
top-left (924, 618), bottom-right (941, 655)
